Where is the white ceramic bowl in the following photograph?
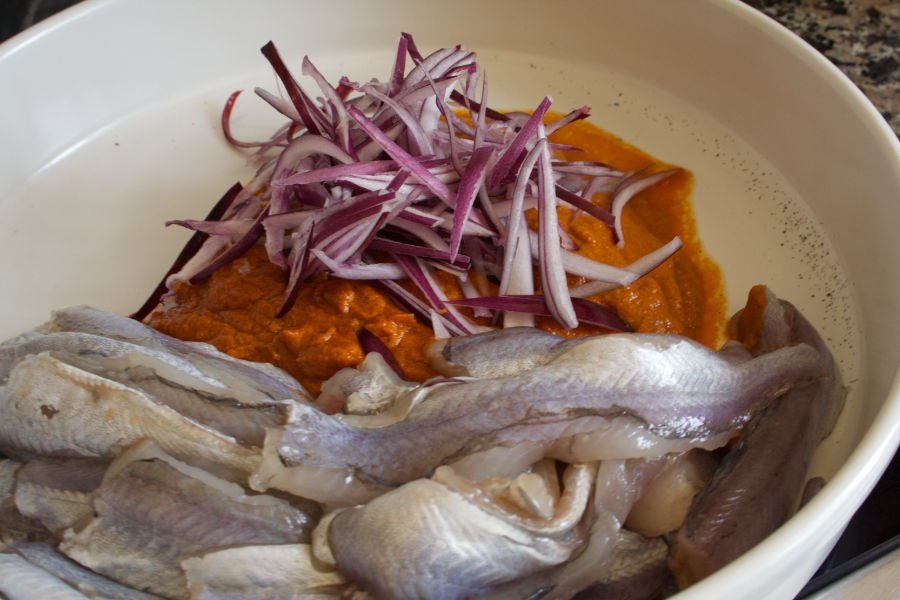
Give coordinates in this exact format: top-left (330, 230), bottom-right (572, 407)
top-left (1, 1), bottom-right (898, 598)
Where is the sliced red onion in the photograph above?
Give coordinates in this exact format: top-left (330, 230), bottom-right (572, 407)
top-left (269, 134), bottom-right (355, 212)
top-left (347, 106), bottom-right (455, 205)
top-left (449, 89), bottom-right (509, 122)
top-left (527, 230), bottom-right (636, 286)
top-left (486, 96), bottom-right (552, 192)
top-left (302, 56), bottom-right (356, 158)
top-left (277, 220), bottom-right (317, 317)
top-left (310, 250), bottom-right (405, 280)
top-left (448, 295), bottom-right (630, 332)
top-left (132, 182), bottom-right (243, 320)
top-left (545, 105), bottom-right (592, 135)
top-left (499, 139), bottom-right (545, 297)
top-left (363, 84), bottom-right (434, 156)
top-left (254, 87), bottom-right (303, 123)
top-left (357, 329), bottom-right (407, 379)
top-left (551, 160), bottom-right (619, 174)
top-left (449, 146), bottom-right (493, 260)
top-left (569, 236), bottom-right (683, 298)
top-left (368, 238), bottom-right (470, 267)
top-left (393, 255), bottom-right (490, 336)
top-left (394, 206), bottom-right (441, 227)
top-left (189, 206), bottom-right (269, 284)
top-left (389, 34), bottom-right (409, 96)
top-left (158, 35), bottom-right (690, 337)
top-left (611, 168), bottom-right (681, 247)
top-left (165, 218), bottom-right (255, 238)
top-left (536, 121), bottom-right (578, 330)
top-left (276, 160), bottom-right (398, 187)
top-left (260, 41), bottom-right (326, 136)
top-left (555, 186), bottom-right (615, 227)
top-left (171, 192), bottom-right (264, 286)
top-left (378, 280), bottom-right (468, 338)
top-left (221, 91), bottom-right (270, 149)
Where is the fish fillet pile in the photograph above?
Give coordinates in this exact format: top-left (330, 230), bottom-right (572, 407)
top-left (0, 287), bottom-right (843, 599)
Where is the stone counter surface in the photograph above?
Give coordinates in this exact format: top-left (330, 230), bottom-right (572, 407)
top-left (746, 0), bottom-right (899, 135)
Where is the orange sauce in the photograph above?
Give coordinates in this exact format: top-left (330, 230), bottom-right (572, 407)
top-left (147, 118), bottom-right (725, 395)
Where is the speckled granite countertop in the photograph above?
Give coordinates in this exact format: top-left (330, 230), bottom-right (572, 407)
top-left (744, 0), bottom-right (899, 135)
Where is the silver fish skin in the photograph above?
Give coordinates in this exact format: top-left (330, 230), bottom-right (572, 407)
top-left (428, 327), bottom-right (564, 378)
top-left (0, 458), bottom-right (20, 504)
top-left (671, 287), bottom-right (845, 586)
top-left (14, 457), bottom-right (108, 535)
top-left (0, 330), bottom-right (297, 448)
top-left (13, 542), bottom-right (162, 600)
top-left (0, 352), bottom-right (261, 482)
top-left (272, 334), bottom-right (825, 491)
top-left (41, 305), bottom-right (307, 402)
top-left (486, 458), bottom-right (664, 600)
top-left (0, 553), bottom-right (90, 599)
top-left (571, 530), bottom-right (671, 600)
top-left (326, 463), bottom-right (595, 600)
top-left (59, 441), bottom-right (319, 600)
top-left (181, 544), bottom-right (347, 599)
top-left (0, 459), bottom-right (54, 545)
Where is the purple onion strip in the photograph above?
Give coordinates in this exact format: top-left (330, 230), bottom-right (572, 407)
top-left (536, 122), bottom-right (578, 329)
top-left (260, 41), bottom-right (325, 136)
top-left (486, 96), bottom-right (553, 192)
top-left (189, 205), bottom-right (270, 284)
top-left (368, 238), bottom-right (470, 267)
top-left (449, 146), bottom-right (493, 261)
top-left (131, 182), bottom-right (243, 320)
top-left (165, 219), bottom-right (255, 238)
top-left (611, 168), bottom-right (681, 247)
top-left (555, 186), bottom-right (615, 227)
top-left (448, 294), bottom-right (630, 332)
top-left (347, 106), bottom-right (456, 206)
top-left (569, 236), bottom-right (683, 298)
top-left (357, 329), bottom-right (407, 379)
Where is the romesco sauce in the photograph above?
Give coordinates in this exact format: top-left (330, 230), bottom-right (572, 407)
top-left (147, 119), bottom-right (726, 395)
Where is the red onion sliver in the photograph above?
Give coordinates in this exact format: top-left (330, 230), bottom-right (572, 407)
top-left (221, 91), bottom-right (271, 149)
top-left (189, 206), bottom-right (270, 284)
top-left (527, 230), bottom-right (636, 285)
top-left (449, 146), bottom-right (493, 260)
top-left (165, 219), bottom-right (255, 238)
top-left (310, 250), bottom-right (405, 280)
top-left (347, 106), bottom-right (456, 205)
top-left (569, 236), bottom-right (683, 298)
top-left (449, 89), bottom-right (509, 122)
top-left (545, 105), bottom-right (592, 135)
top-left (369, 238), bottom-right (470, 267)
top-left (611, 167), bottom-right (681, 247)
top-left (499, 139), bottom-right (545, 296)
top-left (260, 41), bottom-right (324, 136)
top-left (276, 160), bottom-right (398, 187)
top-left (131, 182), bottom-right (243, 320)
top-left (486, 96), bottom-right (552, 192)
top-left (448, 295), bottom-right (630, 332)
top-left (358, 329), bottom-right (407, 379)
top-left (536, 122), bottom-right (578, 330)
top-left (555, 186), bottom-right (615, 227)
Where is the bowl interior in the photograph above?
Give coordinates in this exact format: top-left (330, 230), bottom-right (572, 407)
top-left (1, 0), bottom-right (898, 597)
